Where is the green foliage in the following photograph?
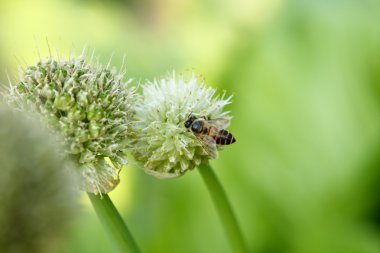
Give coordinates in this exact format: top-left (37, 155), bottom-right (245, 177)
top-left (1, 0), bottom-right (380, 252)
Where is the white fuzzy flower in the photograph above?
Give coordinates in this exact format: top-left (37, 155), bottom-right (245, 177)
top-left (130, 72), bottom-right (232, 178)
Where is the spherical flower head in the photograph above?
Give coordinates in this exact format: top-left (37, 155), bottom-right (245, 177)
top-left (130, 72), bottom-right (232, 178)
top-left (0, 104), bottom-right (75, 253)
top-left (7, 56), bottom-right (135, 194)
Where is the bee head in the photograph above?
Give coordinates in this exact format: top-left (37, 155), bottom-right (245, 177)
top-left (184, 116), bottom-right (197, 128)
top-left (190, 120), bottom-right (202, 133)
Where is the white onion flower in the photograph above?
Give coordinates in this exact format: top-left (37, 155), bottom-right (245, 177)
top-left (130, 72), bottom-right (232, 178)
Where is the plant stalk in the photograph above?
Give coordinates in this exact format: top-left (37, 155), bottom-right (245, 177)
top-left (199, 163), bottom-right (248, 253)
top-left (88, 193), bottom-right (141, 253)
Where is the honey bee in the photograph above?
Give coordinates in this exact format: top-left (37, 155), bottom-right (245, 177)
top-left (184, 115), bottom-right (236, 158)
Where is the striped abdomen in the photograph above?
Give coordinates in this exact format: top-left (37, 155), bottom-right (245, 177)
top-left (208, 127), bottom-right (236, 145)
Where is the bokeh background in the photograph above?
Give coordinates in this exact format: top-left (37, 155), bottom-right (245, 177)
top-left (1, 0), bottom-right (380, 252)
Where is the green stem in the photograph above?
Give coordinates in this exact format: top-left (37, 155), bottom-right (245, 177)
top-left (88, 193), bottom-right (141, 253)
top-left (199, 163), bottom-right (249, 253)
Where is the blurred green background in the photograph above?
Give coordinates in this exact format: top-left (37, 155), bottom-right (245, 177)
top-left (1, 0), bottom-right (380, 252)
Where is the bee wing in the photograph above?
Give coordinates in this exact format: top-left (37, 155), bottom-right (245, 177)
top-left (207, 117), bottom-right (230, 129)
top-left (197, 134), bottom-right (218, 158)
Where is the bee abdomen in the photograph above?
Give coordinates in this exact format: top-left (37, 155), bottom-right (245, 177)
top-left (217, 129), bottom-right (236, 145)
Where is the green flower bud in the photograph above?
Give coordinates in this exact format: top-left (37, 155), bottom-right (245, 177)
top-left (130, 72), bottom-right (232, 178)
top-left (0, 104), bottom-right (74, 253)
top-left (6, 56), bottom-right (135, 194)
